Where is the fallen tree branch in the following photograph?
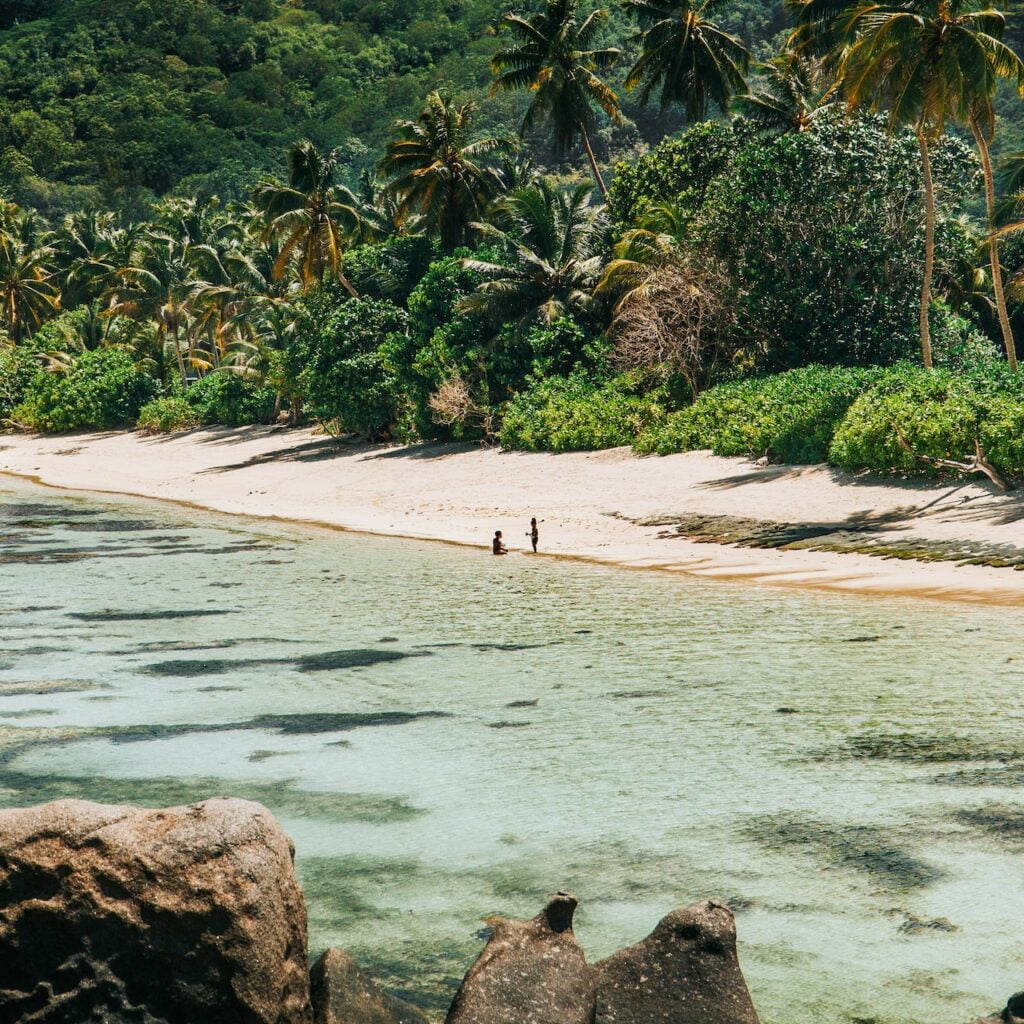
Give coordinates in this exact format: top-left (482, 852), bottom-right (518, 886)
top-left (892, 422), bottom-right (1012, 491)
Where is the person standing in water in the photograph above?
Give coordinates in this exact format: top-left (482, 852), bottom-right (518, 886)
top-left (528, 517), bottom-right (539, 553)
top-left (492, 530), bottom-right (508, 555)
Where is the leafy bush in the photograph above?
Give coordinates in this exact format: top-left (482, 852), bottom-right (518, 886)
top-left (136, 395), bottom-right (199, 434)
top-left (829, 363), bottom-right (1024, 478)
top-left (12, 348), bottom-right (156, 432)
top-left (291, 295), bottom-right (409, 437)
top-left (0, 344), bottom-right (44, 422)
top-left (634, 365), bottom-right (882, 462)
top-left (500, 373), bottom-right (664, 453)
top-left (184, 371), bottom-right (276, 427)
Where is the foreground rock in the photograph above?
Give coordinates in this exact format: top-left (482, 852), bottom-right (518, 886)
top-left (446, 891), bottom-right (596, 1024)
top-left (311, 948), bottom-right (428, 1024)
top-left (594, 901), bottom-right (759, 1024)
top-left (971, 993), bottom-right (1024, 1024)
top-left (0, 797), bottom-right (312, 1024)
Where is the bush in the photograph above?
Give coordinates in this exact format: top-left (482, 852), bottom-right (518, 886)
top-left (291, 295), bottom-right (409, 437)
top-left (136, 395), bottom-right (200, 434)
top-left (500, 373), bottom-right (664, 453)
top-left (12, 348), bottom-right (156, 432)
top-left (0, 345), bottom-right (44, 422)
top-left (185, 371), bottom-right (276, 426)
top-left (829, 363), bottom-right (1024, 478)
top-left (634, 365), bottom-right (882, 462)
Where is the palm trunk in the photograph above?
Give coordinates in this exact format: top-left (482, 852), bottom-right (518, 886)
top-left (917, 129), bottom-right (935, 370)
top-left (169, 316), bottom-right (187, 389)
top-left (580, 126), bottom-right (609, 201)
top-left (973, 121), bottom-right (1017, 372)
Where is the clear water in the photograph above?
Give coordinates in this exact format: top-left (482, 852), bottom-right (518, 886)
top-left (1, 475), bottom-right (1022, 1023)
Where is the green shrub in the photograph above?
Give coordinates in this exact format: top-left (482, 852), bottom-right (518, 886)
top-left (291, 296), bottom-right (409, 437)
top-left (12, 348), bottom-right (156, 432)
top-left (635, 365), bottom-right (882, 462)
top-left (500, 373), bottom-right (664, 453)
top-left (0, 345), bottom-right (44, 422)
top-left (136, 395), bottom-right (200, 434)
top-left (829, 363), bottom-right (1024, 478)
top-left (185, 371), bottom-right (276, 427)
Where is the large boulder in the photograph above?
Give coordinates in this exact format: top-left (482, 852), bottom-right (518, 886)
top-left (310, 948), bottom-right (428, 1024)
top-left (0, 797), bottom-right (312, 1024)
top-left (594, 900), bottom-right (759, 1024)
top-left (970, 993), bottom-right (1024, 1024)
top-left (446, 891), bottom-right (596, 1024)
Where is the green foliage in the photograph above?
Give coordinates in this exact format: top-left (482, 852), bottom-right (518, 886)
top-left (0, 344), bottom-right (44, 421)
top-left (12, 348), bottom-right (156, 432)
top-left (500, 372), bottom-right (664, 452)
top-left (829, 363), bottom-right (1024, 478)
top-left (343, 235), bottom-right (433, 304)
top-left (607, 122), bottom-right (739, 226)
top-left (185, 371), bottom-right (276, 427)
top-left (136, 395), bottom-right (200, 433)
top-left (634, 365), bottom-right (883, 461)
top-left (291, 294), bottom-right (408, 437)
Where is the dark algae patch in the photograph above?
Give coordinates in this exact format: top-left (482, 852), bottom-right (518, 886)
top-left (0, 769), bottom-right (425, 823)
top-left (69, 609), bottom-right (236, 622)
top-left (144, 648), bottom-right (429, 677)
top-left (954, 804), bottom-right (1024, 845)
top-left (750, 816), bottom-right (943, 889)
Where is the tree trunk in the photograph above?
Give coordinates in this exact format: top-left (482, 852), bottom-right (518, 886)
top-left (917, 129), bottom-right (935, 370)
top-left (580, 126), bottom-right (609, 201)
top-left (169, 316), bottom-right (187, 389)
top-left (973, 121), bottom-right (1018, 372)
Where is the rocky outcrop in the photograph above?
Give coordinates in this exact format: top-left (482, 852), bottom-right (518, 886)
top-left (971, 993), bottom-right (1024, 1024)
top-left (310, 948), bottom-right (428, 1024)
top-left (445, 891), bottom-right (596, 1024)
top-left (0, 797), bottom-right (312, 1024)
top-left (594, 901), bottom-right (759, 1024)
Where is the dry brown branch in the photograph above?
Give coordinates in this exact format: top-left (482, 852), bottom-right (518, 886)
top-left (609, 260), bottom-right (738, 399)
top-left (892, 422), bottom-right (1011, 491)
top-left (429, 374), bottom-right (495, 440)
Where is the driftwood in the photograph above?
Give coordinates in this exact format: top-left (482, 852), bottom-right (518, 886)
top-left (892, 422), bottom-right (1012, 491)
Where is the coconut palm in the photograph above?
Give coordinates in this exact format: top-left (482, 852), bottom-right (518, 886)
top-left (253, 140), bottom-right (363, 293)
top-left (734, 50), bottom-right (835, 135)
top-left (0, 201), bottom-right (59, 342)
top-left (379, 92), bottom-right (510, 252)
top-left (792, 0), bottom-right (1024, 368)
top-left (623, 0), bottom-right (750, 122)
top-left (460, 180), bottom-right (606, 329)
top-left (490, 0), bottom-right (620, 198)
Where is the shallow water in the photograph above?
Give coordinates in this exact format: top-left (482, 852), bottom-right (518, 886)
top-left (1, 474), bottom-right (1023, 1022)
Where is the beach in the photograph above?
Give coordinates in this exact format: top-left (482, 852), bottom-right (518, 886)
top-left (2, 426), bottom-right (1024, 605)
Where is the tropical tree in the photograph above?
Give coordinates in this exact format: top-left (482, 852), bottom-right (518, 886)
top-left (623, 0), bottom-right (750, 122)
top-left (461, 181), bottom-right (606, 329)
top-left (0, 201), bottom-right (59, 342)
top-left (379, 92), bottom-right (510, 252)
top-left (735, 50), bottom-right (835, 135)
top-left (793, 0), bottom-right (1024, 369)
top-left (253, 141), bottom-right (363, 294)
top-left (490, 0), bottom-right (620, 198)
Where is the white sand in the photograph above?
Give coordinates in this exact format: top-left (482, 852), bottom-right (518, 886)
top-left (3, 427), bottom-right (1024, 605)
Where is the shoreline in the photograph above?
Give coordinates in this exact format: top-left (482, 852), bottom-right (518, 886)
top-left (3, 426), bottom-right (1024, 606)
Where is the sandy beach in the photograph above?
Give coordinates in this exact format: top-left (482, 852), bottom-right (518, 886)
top-left (2, 426), bottom-right (1024, 605)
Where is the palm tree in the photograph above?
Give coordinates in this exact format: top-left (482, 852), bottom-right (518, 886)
top-left (793, 0), bottom-right (1023, 368)
top-left (460, 180), bottom-right (605, 329)
top-left (735, 50), bottom-right (835, 135)
top-left (379, 92), bottom-right (510, 252)
top-left (490, 0), bottom-right (620, 198)
top-left (0, 201), bottom-right (59, 342)
top-left (623, 0), bottom-right (750, 122)
top-left (253, 140), bottom-right (364, 293)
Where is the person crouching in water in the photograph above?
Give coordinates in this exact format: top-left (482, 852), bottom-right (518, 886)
top-left (528, 517), bottom-right (539, 553)
top-left (492, 530), bottom-right (508, 555)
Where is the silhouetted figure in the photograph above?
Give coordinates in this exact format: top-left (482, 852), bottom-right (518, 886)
top-left (528, 517), bottom-right (539, 553)
top-left (492, 530), bottom-right (508, 555)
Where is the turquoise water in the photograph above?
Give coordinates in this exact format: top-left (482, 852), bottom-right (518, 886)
top-left (1, 474), bottom-right (1023, 1022)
